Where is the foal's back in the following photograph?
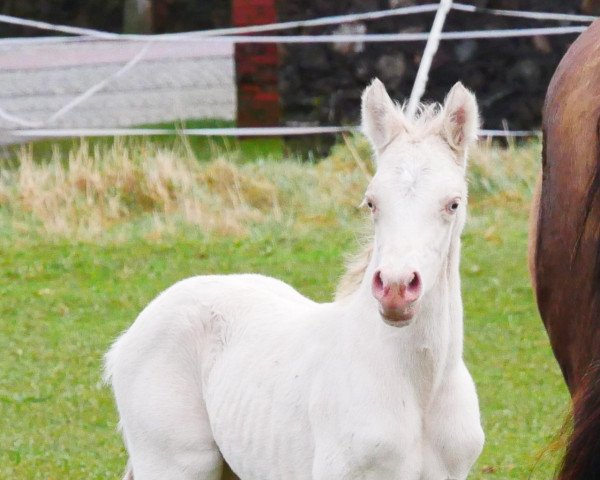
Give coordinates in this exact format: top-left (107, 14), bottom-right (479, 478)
top-left (105, 274), bottom-right (317, 480)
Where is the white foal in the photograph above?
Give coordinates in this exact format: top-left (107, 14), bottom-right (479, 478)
top-left (105, 79), bottom-right (484, 480)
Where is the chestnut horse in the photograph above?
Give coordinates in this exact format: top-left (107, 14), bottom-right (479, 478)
top-left (529, 19), bottom-right (600, 479)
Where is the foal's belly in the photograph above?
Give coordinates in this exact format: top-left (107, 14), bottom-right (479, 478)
top-left (205, 348), bottom-right (316, 479)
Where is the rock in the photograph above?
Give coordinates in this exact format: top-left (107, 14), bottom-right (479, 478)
top-left (332, 23), bottom-right (367, 55)
top-left (297, 45), bottom-right (330, 71)
top-left (508, 59), bottom-right (541, 92)
top-left (454, 40), bottom-right (478, 63)
top-left (532, 36), bottom-right (552, 54)
top-left (376, 53), bottom-right (407, 89)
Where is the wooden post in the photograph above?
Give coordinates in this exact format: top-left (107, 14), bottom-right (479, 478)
top-left (232, 0), bottom-right (280, 127)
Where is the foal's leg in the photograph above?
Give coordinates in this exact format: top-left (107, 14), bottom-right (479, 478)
top-left (222, 462), bottom-right (241, 480)
top-left (113, 354), bottom-right (224, 480)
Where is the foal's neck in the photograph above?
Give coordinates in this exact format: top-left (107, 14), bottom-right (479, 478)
top-left (347, 239), bottom-right (464, 400)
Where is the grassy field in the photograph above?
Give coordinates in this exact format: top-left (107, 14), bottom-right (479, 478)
top-left (0, 136), bottom-right (568, 479)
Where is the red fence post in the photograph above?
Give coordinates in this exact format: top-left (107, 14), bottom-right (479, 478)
top-left (232, 0), bottom-right (280, 128)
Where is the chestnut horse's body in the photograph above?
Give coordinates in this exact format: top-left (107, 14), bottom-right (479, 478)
top-left (530, 19), bottom-right (600, 479)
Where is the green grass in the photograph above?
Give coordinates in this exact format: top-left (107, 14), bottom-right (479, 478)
top-left (0, 139), bottom-right (568, 478)
top-left (0, 231), bottom-right (355, 479)
top-left (463, 204), bottom-right (568, 478)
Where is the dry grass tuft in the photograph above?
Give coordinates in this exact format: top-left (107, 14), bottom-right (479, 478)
top-left (468, 138), bottom-right (541, 208)
top-left (0, 135), bottom-right (540, 242)
top-left (0, 138), bottom-right (368, 241)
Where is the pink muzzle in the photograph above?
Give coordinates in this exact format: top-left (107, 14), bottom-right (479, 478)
top-left (372, 270), bottom-right (422, 323)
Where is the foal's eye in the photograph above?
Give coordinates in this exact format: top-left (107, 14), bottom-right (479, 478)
top-left (363, 197), bottom-right (377, 213)
top-left (445, 199), bottom-right (460, 214)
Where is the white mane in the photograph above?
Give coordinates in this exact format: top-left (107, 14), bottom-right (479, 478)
top-left (335, 239), bottom-right (373, 300)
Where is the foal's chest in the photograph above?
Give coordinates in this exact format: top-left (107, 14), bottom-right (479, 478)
top-left (328, 403), bottom-right (481, 479)
top-left (205, 322), bottom-right (483, 480)
top-left (309, 361), bottom-right (483, 480)
top-left (420, 365), bottom-right (485, 479)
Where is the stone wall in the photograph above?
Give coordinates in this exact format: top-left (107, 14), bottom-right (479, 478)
top-left (0, 1), bottom-right (230, 35)
top-left (0, 0), bottom-right (125, 34)
top-left (278, 0), bottom-right (594, 131)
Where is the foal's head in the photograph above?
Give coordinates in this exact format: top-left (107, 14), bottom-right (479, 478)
top-left (361, 79), bottom-right (479, 327)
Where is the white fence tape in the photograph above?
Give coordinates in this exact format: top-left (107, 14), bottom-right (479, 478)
top-left (452, 3), bottom-right (597, 23)
top-left (201, 5), bottom-right (441, 36)
top-left (0, 4), bottom-right (587, 140)
top-left (157, 26), bottom-right (589, 43)
top-left (3, 126), bottom-right (540, 138)
top-left (0, 13), bottom-right (119, 38)
top-left (6, 127), bottom-right (353, 137)
top-left (0, 5), bottom-right (441, 39)
top-left (407, 0), bottom-right (453, 118)
top-left (0, 3), bottom-right (594, 41)
top-left (0, 26), bottom-right (588, 47)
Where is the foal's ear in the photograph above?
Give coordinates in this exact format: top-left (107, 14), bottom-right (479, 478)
top-left (361, 78), bottom-right (406, 155)
top-left (441, 82), bottom-right (479, 162)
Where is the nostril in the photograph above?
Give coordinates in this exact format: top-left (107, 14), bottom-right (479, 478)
top-left (372, 270), bottom-right (385, 298)
top-left (407, 272), bottom-right (421, 294)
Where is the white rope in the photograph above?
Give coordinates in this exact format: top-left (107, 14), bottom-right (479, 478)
top-left (0, 13), bottom-right (119, 38)
top-left (3, 126), bottom-right (540, 138)
top-left (0, 43), bottom-right (151, 128)
top-left (407, 0), bottom-right (453, 119)
top-left (480, 129), bottom-right (540, 137)
top-left (154, 26), bottom-right (589, 42)
top-left (0, 25), bottom-right (587, 47)
top-left (452, 3), bottom-right (597, 23)
top-left (0, 36), bottom-right (91, 46)
top-left (47, 43), bottom-right (151, 124)
top-left (0, 5), bottom-right (572, 140)
top-left (156, 4), bottom-right (597, 37)
top-left (0, 107), bottom-right (39, 128)
top-left (5, 126), bottom-right (354, 137)
top-left (0, 4), bottom-right (593, 41)
top-left (0, 5), bottom-right (441, 40)
top-left (440, 26), bottom-right (587, 39)
top-left (233, 26), bottom-right (586, 42)
top-left (176, 4), bottom-right (441, 37)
